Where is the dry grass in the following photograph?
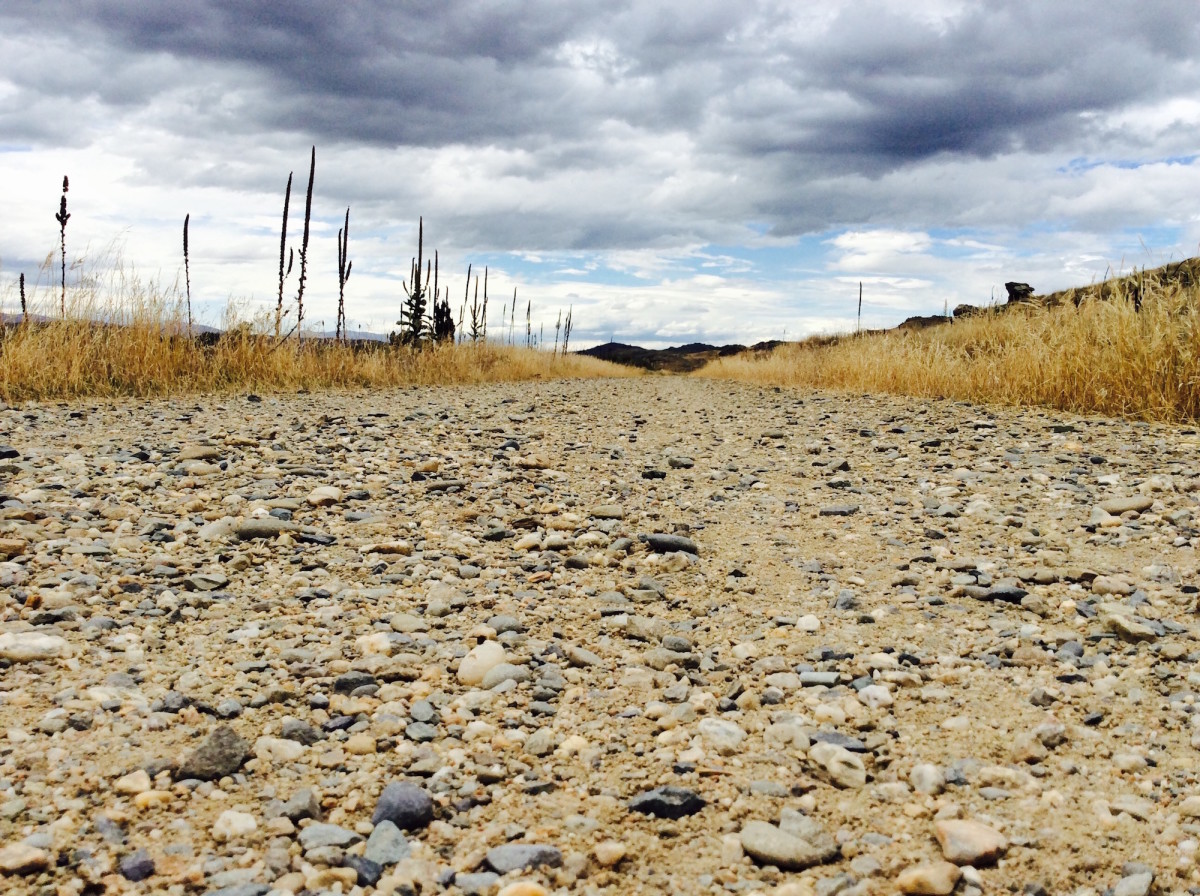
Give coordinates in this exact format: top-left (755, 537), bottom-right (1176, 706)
top-left (0, 265), bottom-right (634, 403)
top-left (699, 270), bottom-right (1200, 422)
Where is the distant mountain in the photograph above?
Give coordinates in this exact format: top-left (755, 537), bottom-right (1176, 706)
top-left (579, 340), bottom-right (764, 372)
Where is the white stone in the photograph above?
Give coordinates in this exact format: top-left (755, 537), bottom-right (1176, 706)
top-left (795, 614), bottom-right (821, 632)
top-left (808, 741), bottom-right (866, 788)
top-left (307, 486), bottom-right (342, 506)
top-left (698, 718), bottom-right (747, 755)
top-left (255, 736), bottom-right (306, 762)
top-left (457, 640), bottom-right (507, 686)
top-left (212, 810), bottom-right (258, 841)
top-left (0, 631), bottom-right (72, 662)
top-left (114, 769), bottom-right (152, 794)
top-left (857, 684), bottom-right (893, 709)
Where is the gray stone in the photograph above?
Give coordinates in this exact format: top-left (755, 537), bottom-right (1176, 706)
top-left (234, 518), bottom-right (297, 540)
top-left (1099, 496), bottom-right (1153, 516)
top-left (364, 820), bottom-right (410, 865)
top-left (484, 843), bottom-right (563, 874)
top-left (280, 788), bottom-right (321, 822)
top-left (740, 820), bottom-right (839, 870)
top-left (298, 822), bottom-right (362, 851)
top-left (455, 872), bottom-right (501, 895)
top-left (371, 781), bottom-right (433, 830)
top-left (177, 726), bottom-right (250, 781)
top-left (641, 533), bottom-right (699, 555)
top-left (819, 505), bottom-right (859, 517)
top-left (280, 718), bottom-right (322, 745)
top-left (119, 849), bottom-right (155, 882)
top-left (1113, 871), bottom-right (1154, 896)
top-left (628, 786), bottom-right (706, 819)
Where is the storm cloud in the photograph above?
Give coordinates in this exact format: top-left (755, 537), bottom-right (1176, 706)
top-left (1, 0), bottom-right (1198, 345)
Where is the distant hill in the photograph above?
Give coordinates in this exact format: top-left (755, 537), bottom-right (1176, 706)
top-left (580, 257), bottom-right (1200, 373)
top-left (579, 340), bottom-right (780, 372)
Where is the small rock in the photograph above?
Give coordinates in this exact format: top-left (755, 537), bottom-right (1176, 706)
top-left (1099, 496), bottom-right (1153, 516)
top-left (809, 741), bottom-right (867, 788)
top-left (255, 736), bottom-right (306, 762)
top-left (739, 820), bottom-right (839, 870)
top-left (114, 769), bottom-right (152, 794)
top-left (1113, 871), bottom-right (1155, 896)
top-left (593, 840), bottom-right (627, 867)
top-left (298, 822), bottom-right (362, 850)
top-left (234, 517), bottom-right (297, 540)
top-left (565, 644), bottom-right (603, 667)
top-left (364, 820), bottom-right (410, 865)
top-left (177, 725), bottom-right (250, 781)
top-left (482, 662), bottom-right (531, 689)
top-left (458, 640), bottom-right (507, 686)
top-left (0, 631), bottom-right (71, 662)
top-left (698, 718), bottom-right (747, 755)
top-left (485, 844), bottom-right (563, 874)
top-left (934, 818), bottom-right (1007, 866)
top-left (119, 849), bottom-right (156, 882)
top-left (280, 788), bottom-right (322, 822)
top-left (896, 861), bottom-right (962, 895)
top-left (372, 781), bottom-right (434, 830)
top-left (307, 485), bottom-right (342, 506)
top-left (342, 854), bottom-right (382, 887)
top-left (628, 786), bottom-right (706, 819)
top-left (641, 533), bottom-right (699, 555)
top-left (497, 883), bottom-right (549, 896)
top-left (0, 842), bottom-right (49, 875)
top-left (910, 763), bottom-right (944, 795)
top-left (819, 504), bottom-right (859, 517)
top-left (212, 810), bottom-right (257, 841)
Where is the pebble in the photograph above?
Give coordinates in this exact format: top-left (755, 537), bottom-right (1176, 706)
top-left (0, 843), bottom-right (50, 875)
top-left (896, 861), bottom-right (962, 895)
top-left (298, 821), bottom-right (361, 850)
top-left (934, 818), bottom-right (1008, 866)
top-left (497, 883), bottom-right (549, 896)
top-left (485, 843), bottom-right (564, 873)
top-left (739, 820), bottom-right (839, 870)
top-left (809, 741), bottom-right (867, 788)
top-left (593, 840), bottom-right (627, 867)
top-left (177, 726), bottom-right (250, 781)
top-left (628, 786), bottom-right (706, 818)
top-left (642, 533), bottom-right (699, 555)
top-left (372, 781), bottom-right (434, 830)
top-left (119, 848), bottom-right (156, 882)
top-left (364, 820), bottom-right (411, 865)
top-left (114, 768), bottom-right (152, 794)
top-left (212, 809), bottom-right (257, 841)
top-left (0, 631), bottom-right (71, 661)
top-left (458, 640), bottom-right (508, 685)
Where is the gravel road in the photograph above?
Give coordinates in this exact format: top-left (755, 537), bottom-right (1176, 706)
top-left (1, 377), bottom-right (1198, 896)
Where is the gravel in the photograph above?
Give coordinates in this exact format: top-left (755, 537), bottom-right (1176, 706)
top-left (0, 378), bottom-right (1197, 894)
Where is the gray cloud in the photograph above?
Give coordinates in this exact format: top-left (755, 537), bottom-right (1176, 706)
top-left (1, 0), bottom-right (1198, 343)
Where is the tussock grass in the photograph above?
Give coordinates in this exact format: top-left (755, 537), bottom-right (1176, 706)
top-left (0, 266), bottom-right (633, 403)
top-left (699, 270), bottom-right (1200, 422)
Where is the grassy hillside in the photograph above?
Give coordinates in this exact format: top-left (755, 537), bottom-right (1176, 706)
top-left (698, 258), bottom-right (1200, 422)
top-left (0, 281), bottom-right (634, 402)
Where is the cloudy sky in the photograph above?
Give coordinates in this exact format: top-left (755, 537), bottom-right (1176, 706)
top-left (2, 1), bottom-right (1198, 348)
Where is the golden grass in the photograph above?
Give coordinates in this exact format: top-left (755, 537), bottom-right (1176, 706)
top-left (698, 272), bottom-right (1200, 422)
top-left (0, 265), bottom-right (634, 402)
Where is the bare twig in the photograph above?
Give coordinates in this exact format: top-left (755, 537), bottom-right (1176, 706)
top-left (336, 207), bottom-right (352, 343)
top-left (276, 171), bottom-right (293, 339)
top-left (294, 146), bottom-right (316, 342)
top-left (183, 213), bottom-right (192, 337)
top-left (55, 175), bottom-right (70, 318)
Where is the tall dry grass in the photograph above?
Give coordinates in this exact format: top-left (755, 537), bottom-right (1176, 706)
top-left (0, 262), bottom-right (633, 403)
top-left (699, 272), bottom-right (1200, 422)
